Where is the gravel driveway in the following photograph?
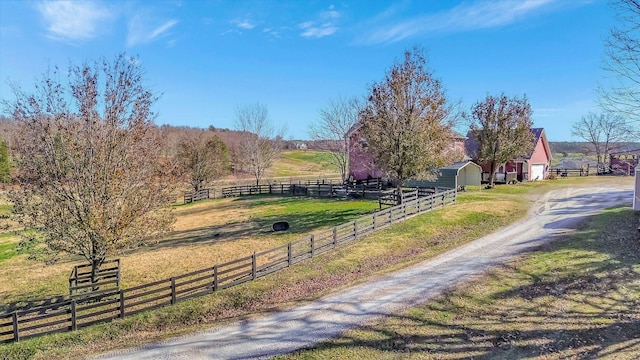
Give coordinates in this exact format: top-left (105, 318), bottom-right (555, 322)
top-left (94, 185), bottom-right (633, 360)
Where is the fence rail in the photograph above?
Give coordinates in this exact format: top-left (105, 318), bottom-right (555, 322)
top-left (184, 189), bottom-right (210, 204)
top-left (378, 187), bottom-right (442, 209)
top-left (552, 168), bottom-right (590, 177)
top-left (0, 188), bottom-right (456, 343)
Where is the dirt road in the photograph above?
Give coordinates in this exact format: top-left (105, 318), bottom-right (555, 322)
top-left (95, 185), bottom-right (633, 360)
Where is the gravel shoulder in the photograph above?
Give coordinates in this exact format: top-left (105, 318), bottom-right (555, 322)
top-left (94, 185), bottom-right (633, 360)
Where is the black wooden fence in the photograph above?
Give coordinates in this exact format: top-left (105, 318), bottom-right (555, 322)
top-left (183, 189), bottom-right (210, 204)
top-left (552, 168), bottom-right (590, 177)
top-left (0, 188), bottom-right (456, 343)
top-left (68, 259), bottom-right (121, 298)
top-left (378, 188), bottom-right (442, 209)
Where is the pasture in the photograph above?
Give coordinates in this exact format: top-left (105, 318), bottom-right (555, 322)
top-left (0, 195), bottom-right (378, 307)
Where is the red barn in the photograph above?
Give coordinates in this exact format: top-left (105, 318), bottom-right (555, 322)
top-left (347, 125), bottom-right (467, 182)
top-left (610, 149), bottom-right (640, 175)
top-left (466, 128), bottom-right (552, 183)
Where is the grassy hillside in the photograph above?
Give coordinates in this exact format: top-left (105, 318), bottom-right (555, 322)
top-left (267, 150), bottom-right (338, 177)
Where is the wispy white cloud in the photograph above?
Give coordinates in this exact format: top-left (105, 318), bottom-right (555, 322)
top-left (263, 27), bottom-right (281, 38)
top-left (299, 23), bottom-right (338, 38)
top-left (35, 0), bottom-right (112, 42)
top-left (220, 29), bottom-right (241, 36)
top-left (127, 17), bottom-right (178, 47)
top-left (232, 18), bottom-right (256, 30)
top-left (362, 0), bottom-right (563, 44)
top-left (299, 4), bottom-right (341, 38)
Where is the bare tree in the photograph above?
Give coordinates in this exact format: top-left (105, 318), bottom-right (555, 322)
top-left (572, 112), bottom-right (635, 172)
top-left (177, 132), bottom-right (229, 192)
top-left (308, 96), bottom-right (363, 183)
top-left (599, 0), bottom-right (640, 122)
top-left (3, 54), bottom-right (178, 284)
top-left (234, 103), bottom-right (283, 186)
top-left (360, 47), bottom-right (456, 203)
top-left (0, 135), bottom-right (10, 185)
top-left (467, 93), bottom-right (535, 187)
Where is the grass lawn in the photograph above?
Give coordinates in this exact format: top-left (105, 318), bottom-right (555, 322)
top-left (0, 176), bottom-right (634, 359)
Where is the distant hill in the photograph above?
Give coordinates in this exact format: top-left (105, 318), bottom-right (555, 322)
top-left (549, 142), bottom-right (640, 156)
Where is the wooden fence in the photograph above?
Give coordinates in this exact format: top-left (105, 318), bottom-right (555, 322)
top-left (220, 179), bottom-right (393, 200)
top-left (69, 259), bottom-right (121, 298)
top-left (221, 183), bottom-right (345, 198)
top-left (0, 188), bottom-right (456, 343)
top-left (552, 168), bottom-right (590, 177)
top-left (183, 189), bottom-right (211, 204)
top-left (378, 188), bottom-right (441, 209)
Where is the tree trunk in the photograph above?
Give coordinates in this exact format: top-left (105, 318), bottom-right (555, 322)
top-left (90, 258), bottom-right (103, 292)
top-left (488, 161), bottom-right (497, 187)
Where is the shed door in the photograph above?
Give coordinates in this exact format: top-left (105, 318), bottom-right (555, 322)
top-left (531, 164), bottom-right (545, 181)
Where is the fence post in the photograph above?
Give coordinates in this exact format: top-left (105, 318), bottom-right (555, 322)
top-left (333, 227), bottom-right (337, 247)
top-left (311, 235), bottom-right (315, 257)
top-left (70, 299), bottom-right (77, 331)
top-left (353, 220), bottom-right (358, 240)
top-left (119, 290), bottom-right (125, 318)
top-left (372, 213), bottom-right (377, 230)
top-left (12, 311), bottom-right (19, 342)
top-left (213, 266), bottom-right (218, 291)
top-left (252, 252), bottom-right (257, 280)
top-left (287, 242), bottom-right (292, 266)
top-left (171, 278), bottom-right (176, 305)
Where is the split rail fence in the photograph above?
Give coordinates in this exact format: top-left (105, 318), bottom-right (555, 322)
top-left (0, 188), bottom-right (456, 343)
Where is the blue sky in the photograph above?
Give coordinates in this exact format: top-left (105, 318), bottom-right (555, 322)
top-left (0, 0), bottom-right (614, 141)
